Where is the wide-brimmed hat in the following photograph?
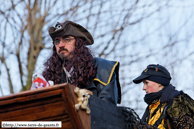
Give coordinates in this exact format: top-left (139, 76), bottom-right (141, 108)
top-left (133, 64), bottom-right (171, 86)
top-left (48, 21), bottom-right (94, 45)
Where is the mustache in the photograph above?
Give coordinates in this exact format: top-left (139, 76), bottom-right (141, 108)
top-left (58, 47), bottom-right (68, 53)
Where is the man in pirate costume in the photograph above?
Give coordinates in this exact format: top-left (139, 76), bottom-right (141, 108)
top-left (41, 21), bottom-right (121, 105)
top-left (133, 64), bottom-right (194, 129)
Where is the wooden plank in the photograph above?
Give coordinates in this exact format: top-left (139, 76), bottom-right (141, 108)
top-left (61, 84), bottom-right (83, 129)
top-left (16, 89), bottom-right (63, 102)
top-left (0, 89), bottom-right (63, 106)
top-left (67, 85), bottom-right (91, 129)
top-left (62, 122), bottom-right (73, 129)
top-left (0, 101), bottom-right (66, 119)
top-left (41, 114), bottom-right (71, 122)
top-left (3, 106), bottom-right (66, 121)
top-left (0, 97), bottom-right (63, 113)
top-left (0, 84), bottom-right (66, 101)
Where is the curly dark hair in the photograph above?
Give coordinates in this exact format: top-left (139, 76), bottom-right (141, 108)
top-left (42, 38), bottom-right (97, 88)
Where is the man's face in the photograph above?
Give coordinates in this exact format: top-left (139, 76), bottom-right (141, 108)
top-left (54, 36), bottom-right (76, 61)
top-left (142, 80), bottom-right (164, 94)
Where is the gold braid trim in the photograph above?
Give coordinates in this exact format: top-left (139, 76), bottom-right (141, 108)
top-left (93, 61), bottom-right (118, 86)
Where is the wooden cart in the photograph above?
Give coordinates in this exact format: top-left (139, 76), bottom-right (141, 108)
top-left (0, 83), bottom-right (126, 129)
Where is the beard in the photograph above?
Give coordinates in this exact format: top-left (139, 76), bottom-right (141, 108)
top-left (59, 51), bottom-right (74, 63)
top-left (59, 52), bottom-right (67, 60)
top-left (60, 52), bottom-right (75, 70)
top-left (58, 47), bottom-right (70, 61)
top-left (57, 47), bottom-right (74, 68)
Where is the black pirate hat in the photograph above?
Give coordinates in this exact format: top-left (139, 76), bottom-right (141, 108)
top-left (49, 21), bottom-right (94, 45)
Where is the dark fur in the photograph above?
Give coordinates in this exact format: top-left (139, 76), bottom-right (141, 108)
top-left (42, 38), bottom-right (96, 88)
